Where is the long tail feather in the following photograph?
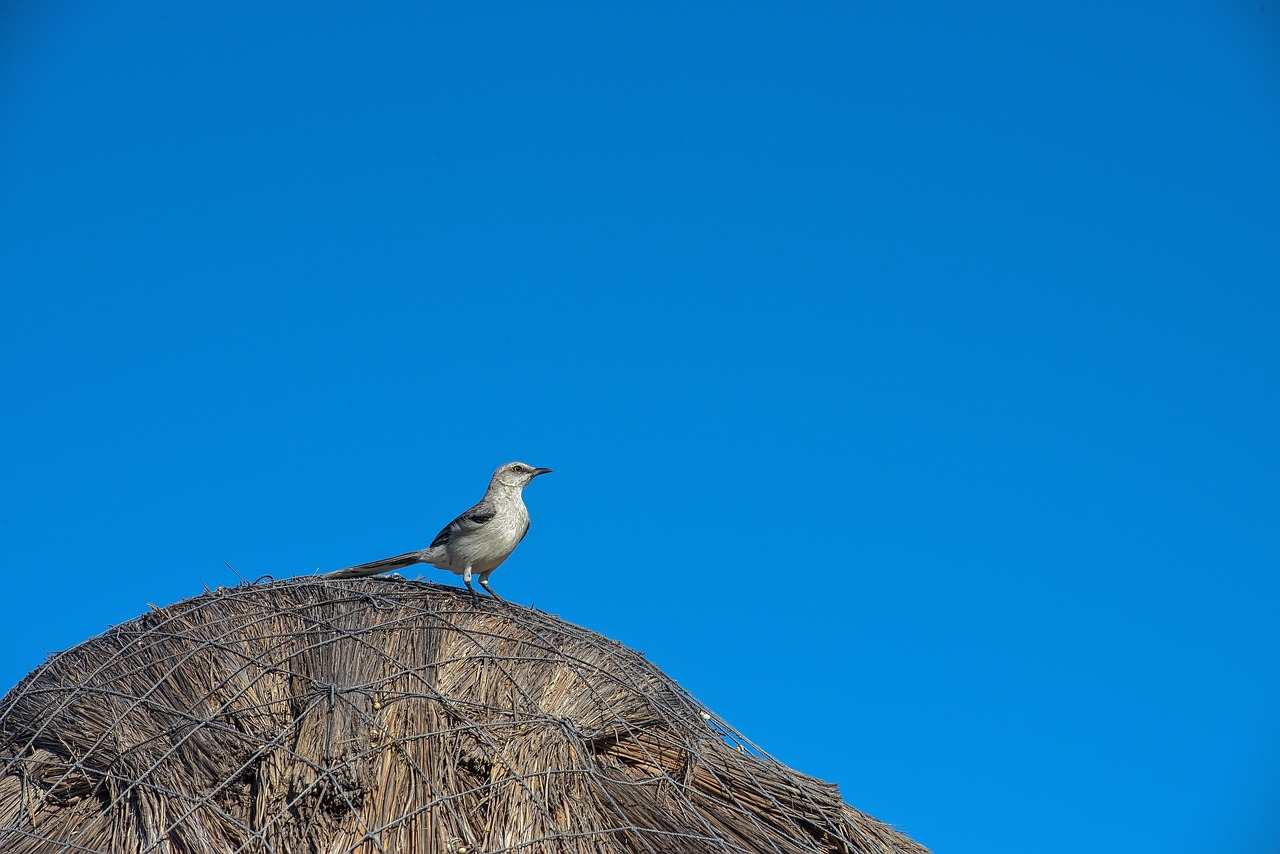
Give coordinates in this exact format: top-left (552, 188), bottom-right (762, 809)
top-left (325, 552), bottom-right (424, 579)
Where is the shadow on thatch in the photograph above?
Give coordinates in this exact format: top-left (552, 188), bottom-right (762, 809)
top-left (0, 578), bottom-right (929, 853)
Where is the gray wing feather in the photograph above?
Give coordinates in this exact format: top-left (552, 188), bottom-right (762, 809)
top-left (430, 498), bottom-right (496, 549)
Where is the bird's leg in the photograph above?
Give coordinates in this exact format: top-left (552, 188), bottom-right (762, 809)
top-left (462, 566), bottom-right (478, 595)
top-left (478, 577), bottom-right (504, 601)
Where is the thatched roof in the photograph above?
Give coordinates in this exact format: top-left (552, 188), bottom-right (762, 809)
top-left (0, 578), bottom-right (929, 853)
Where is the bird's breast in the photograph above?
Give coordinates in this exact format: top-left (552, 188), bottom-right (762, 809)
top-left (441, 501), bottom-right (529, 573)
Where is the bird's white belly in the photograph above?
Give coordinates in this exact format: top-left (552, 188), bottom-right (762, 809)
top-left (435, 514), bottom-right (526, 575)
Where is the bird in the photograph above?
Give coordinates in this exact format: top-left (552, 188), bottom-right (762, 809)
top-left (325, 462), bottom-right (552, 599)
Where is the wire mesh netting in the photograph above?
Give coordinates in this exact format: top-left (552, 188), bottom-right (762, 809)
top-left (0, 578), bottom-right (928, 853)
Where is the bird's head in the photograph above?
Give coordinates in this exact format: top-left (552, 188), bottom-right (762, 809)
top-left (492, 461), bottom-right (553, 490)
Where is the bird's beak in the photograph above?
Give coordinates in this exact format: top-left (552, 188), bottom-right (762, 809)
top-left (533, 467), bottom-right (553, 477)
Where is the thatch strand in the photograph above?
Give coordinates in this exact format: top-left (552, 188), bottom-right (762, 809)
top-left (0, 578), bottom-right (929, 853)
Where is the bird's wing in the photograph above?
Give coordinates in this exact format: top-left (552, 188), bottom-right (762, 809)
top-left (430, 498), bottom-right (497, 548)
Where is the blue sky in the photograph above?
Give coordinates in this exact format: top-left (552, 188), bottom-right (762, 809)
top-left (2, 3), bottom-right (1278, 852)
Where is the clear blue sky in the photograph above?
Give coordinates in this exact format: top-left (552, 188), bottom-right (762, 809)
top-left (2, 4), bottom-right (1278, 852)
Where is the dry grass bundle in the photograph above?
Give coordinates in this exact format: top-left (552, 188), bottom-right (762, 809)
top-left (0, 578), bottom-right (929, 853)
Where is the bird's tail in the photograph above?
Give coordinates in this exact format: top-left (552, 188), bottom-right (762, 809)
top-left (325, 552), bottom-right (424, 579)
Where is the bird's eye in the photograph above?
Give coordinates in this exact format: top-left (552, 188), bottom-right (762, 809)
top-left (511, 464), bottom-right (524, 472)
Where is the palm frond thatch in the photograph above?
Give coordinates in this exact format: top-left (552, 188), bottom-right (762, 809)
top-left (0, 578), bottom-right (929, 853)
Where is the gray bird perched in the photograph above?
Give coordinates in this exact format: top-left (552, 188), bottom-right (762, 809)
top-left (326, 461), bottom-right (552, 599)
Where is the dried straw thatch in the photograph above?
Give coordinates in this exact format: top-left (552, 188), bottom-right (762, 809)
top-left (0, 578), bottom-right (928, 853)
